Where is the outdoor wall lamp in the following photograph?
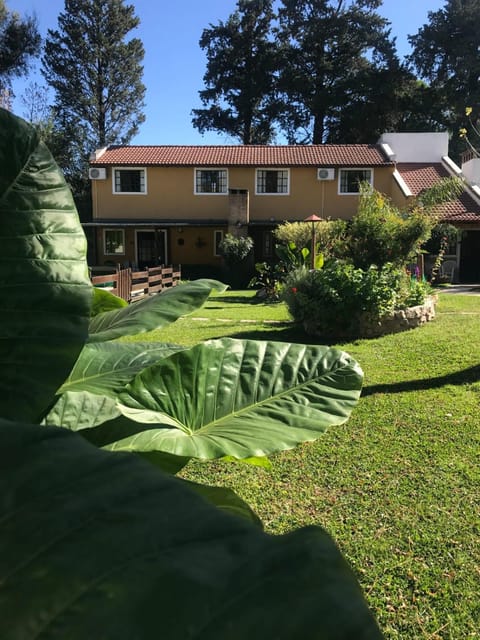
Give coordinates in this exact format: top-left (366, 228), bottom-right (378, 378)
top-left (304, 213), bottom-right (323, 270)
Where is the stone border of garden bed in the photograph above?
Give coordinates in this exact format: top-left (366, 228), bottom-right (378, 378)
top-left (357, 294), bottom-right (438, 338)
top-left (304, 294), bottom-right (438, 339)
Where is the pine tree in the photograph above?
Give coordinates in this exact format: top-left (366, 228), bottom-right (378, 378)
top-left (42, 0), bottom-right (146, 214)
top-left (43, 0), bottom-right (145, 151)
top-left (192, 0), bottom-right (279, 144)
top-left (276, 0), bottom-right (407, 144)
top-left (0, 0), bottom-right (40, 102)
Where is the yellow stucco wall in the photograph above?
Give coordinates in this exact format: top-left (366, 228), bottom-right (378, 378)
top-left (95, 225), bottom-right (227, 267)
top-left (91, 165), bottom-right (396, 222)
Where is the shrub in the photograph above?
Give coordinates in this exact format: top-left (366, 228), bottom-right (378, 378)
top-left (346, 185), bottom-right (434, 270)
top-left (402, 274), bottom-right (434, 307)
top-left (423, 223), bottom-right (458, 255)
top-left (274, 219), bottom-right (348, 260)
top-left (217, 233), bottom-right (254, 266)
top-left (282, 261), bottom-right (430, 337)
top-left (218, 233), bottom-right (255, 288)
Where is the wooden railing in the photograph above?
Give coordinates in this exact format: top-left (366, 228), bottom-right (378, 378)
top-left (91, 265), bottom-right (181, 303)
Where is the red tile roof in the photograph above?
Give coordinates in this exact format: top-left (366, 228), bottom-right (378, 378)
top-left (396, 163), bottom-right (450, 194)
top-left (91, 144), bottom-right (392, 167)
top-left (396, 163), bottom-right (480, 223)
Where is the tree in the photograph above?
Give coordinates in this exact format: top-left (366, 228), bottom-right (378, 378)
top-left (0, 0), bottom-right (40, 100)
top-left (408, 0), bottom-right (480, 161)
top-left (192, 0), bottom-right (279, 144)
top-left (275, 0), bottom-right (408, 144)
top-left (42, 0), bottom-right (146, 216)
top-left (327, 58), bottom-right (448, 143)
top-left (20, 81), bottom-right (55, 139)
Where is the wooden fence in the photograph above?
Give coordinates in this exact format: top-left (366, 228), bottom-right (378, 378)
top-left (91, 265), bottom-right (181, 303)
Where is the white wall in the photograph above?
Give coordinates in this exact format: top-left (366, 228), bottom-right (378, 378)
top-left (461, 158), bottom-right (480, 185)
top-left (378, 132), bottom-right (449, 163)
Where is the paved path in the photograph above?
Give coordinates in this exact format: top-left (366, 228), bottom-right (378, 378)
top-left (438, 284), bottom-right (480, 295)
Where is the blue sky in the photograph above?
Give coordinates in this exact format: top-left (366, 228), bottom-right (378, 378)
top-left (9, 0), bottom-right (445, 145)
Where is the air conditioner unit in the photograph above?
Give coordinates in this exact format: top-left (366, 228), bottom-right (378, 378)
top-left (89, 167), bottom-right (107, 180)
top-left (317, 168), bottom-right (335, 181)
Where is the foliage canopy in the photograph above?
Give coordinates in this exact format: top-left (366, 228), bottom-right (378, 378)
top-left (0, 0), bottom-right (40, 98)
top-left (192, 0), bottom-right (279, 144)
top-left (41, 0), bottom-right (146, 203)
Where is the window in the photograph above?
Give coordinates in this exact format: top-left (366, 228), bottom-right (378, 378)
top-left (113, 168), bottom-right (146, 194)
top-left (339, 169), bottom-right (373, 194)
top-left (195, 169), bottom-right (228, 194)
top-left (214, 230), bottom-right (224, 256)
top-left (256, 169), bottom-right (289, 195)
top-left (104, 229), bottom-right (125, 255)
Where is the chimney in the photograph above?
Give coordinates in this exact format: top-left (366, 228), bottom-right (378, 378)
top-left (228, 189), bottom-right (249, 236)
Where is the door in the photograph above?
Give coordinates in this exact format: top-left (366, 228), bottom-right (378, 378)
top-left (136, 231), bottom-right (156, 269)
top-left (459, 231), bottom-right (480, 283)
top-left (136, 229), bottom-right (167, 269)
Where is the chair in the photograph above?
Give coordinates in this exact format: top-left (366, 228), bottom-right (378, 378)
top-left (439, 259), bottom-right (457, 283)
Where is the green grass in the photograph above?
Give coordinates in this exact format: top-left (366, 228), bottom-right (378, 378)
top-left (125, 291), bottom-right (480, 639)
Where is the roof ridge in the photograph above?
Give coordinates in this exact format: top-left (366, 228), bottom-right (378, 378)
top-left (104, 142), bottom-right (381, 150)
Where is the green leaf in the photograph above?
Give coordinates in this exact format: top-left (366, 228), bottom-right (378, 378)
top-left (0, 109), bottom-right (92, 423)
top-left (0, 420), bottom-right (382, 639)
top-left (136, 450), bottom-right (191, 475)
top-left (314, 252), bottom-right (325, 269)
top-left (88, 279), bottom-right (227, 343)
top-left (108, 338), bottom-right (363, 459)
top-left (91, 287), bottom-right (127, 316)
top-left (58, 342), bottom-right (185, 396)
top-left (178, 477), bottom-right (263, 527)
top-left (43, 390), bottom-right (121, 430)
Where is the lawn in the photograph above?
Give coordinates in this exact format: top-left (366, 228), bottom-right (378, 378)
top-left (123, 290), bottom-right (480, 639)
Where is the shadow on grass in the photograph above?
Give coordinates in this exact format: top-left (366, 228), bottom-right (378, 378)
top-left (211, 295), bottom-right (274, 305)
top-left (213, 324), bottom-right (343, 346)
top-left (362, 364), bottom-right (480, 397)
top-left (204, 324), bottom-right (480, 395)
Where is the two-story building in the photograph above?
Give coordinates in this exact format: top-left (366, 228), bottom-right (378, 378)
top-left (86, 132), bottom-right (480, 282)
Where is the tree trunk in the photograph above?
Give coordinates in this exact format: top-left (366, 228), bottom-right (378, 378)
top-left (312, 114), bottom-right (325, 144)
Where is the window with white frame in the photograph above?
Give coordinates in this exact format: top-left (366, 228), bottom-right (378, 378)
top-left (339, 168), bottom-right (373, 194)
top-left (104, 229), bottom-right (125, 255)
top-left (195, 169), bottom-right (228, 194)
top-left (256, 169), bottom-right (289, 195)
top-left (214, 230), bottom-right (224, 256)
top-left (113, 168), bottom-right (146, 194)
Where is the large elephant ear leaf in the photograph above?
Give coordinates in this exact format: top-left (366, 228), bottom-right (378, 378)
top-left (0, 109), bottom-right (92, 423)
top-left (110, 338), bottom-right (363, 460)
top-left (0, 419), bottom-right (382, 639)
top-left (88, 279), bottom-right (227, 343)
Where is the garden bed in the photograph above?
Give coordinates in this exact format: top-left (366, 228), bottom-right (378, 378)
top-left (304, 294), bottom-right (438, 339)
